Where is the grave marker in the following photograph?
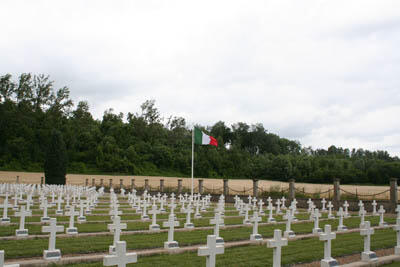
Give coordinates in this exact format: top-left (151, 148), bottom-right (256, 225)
top-left (250, 211), bottom-right (262, 241)
top-left (267, 229), bottom-right (288, 267)
top-left (319, 225), bottom-right (338, 267)
top-left (198, 235), bottom-right (224, 267)
top-left (15, 206), bottom-right (31, 237)
top-left (163, 213), bottom-right (179, 249)
top-left (148, 204), bottom-right (160, 231)
top-left (108, 216), bottom-right (127, 254)
top-left (360, 221), bottom-right (378, 262)
top-left (66, 205), bottom-right (79, 234)
top-left (103, 241), bottom-right (137, 267)
top-left (42, 218), bottom-right (64, 260)
top-left (0, 250), bottom-right (20, 267)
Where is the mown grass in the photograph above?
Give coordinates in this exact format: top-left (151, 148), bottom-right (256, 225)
top-left (51, 227), bottom-right (398, 267)
top-left (0, 215), bottom-right (394, 259)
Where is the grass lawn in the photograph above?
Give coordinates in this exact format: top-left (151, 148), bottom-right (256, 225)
top-left (50, 227), bottom-right (398, 267)
top-left (0, 215), bottom-right (394, 259)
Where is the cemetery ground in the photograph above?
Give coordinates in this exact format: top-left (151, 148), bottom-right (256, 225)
top-left (1, 190), bottom-right (400, 267)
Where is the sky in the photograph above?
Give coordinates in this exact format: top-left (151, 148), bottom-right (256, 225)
top-left (1, 1), bottom-right (400, 156)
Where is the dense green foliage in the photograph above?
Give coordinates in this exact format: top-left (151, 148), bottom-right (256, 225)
top-left (1, 73), bottom-right (399, 184)
top-left (44, 129), bottom-right (67, 184)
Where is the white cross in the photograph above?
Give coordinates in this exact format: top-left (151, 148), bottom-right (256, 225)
top-left (66, 206), bottom-right (79, 230)
top-left (343, 201), bottom-right (350, 217)
top-left (15, 206), bottom-right (31, 231)
top-left (148, 204), bottom-right (160, 228)
top-left (0, 194), bottom-right (10, 222)
top-left (56, 194), bottom-right (64, 214)
top-left (281, 197), bottom-right (286, 210)
top-left (243, 204), bottom-right (250, 224)
top-left (267, 229), bottom-right (288, 267)
top-left (258, 199), bottom-right (265, 214)
top-left (372, 200), bottom-right (378, 215)
top-left (163, 213), bottom-right (179, 243)
top-left (268, 202), bottom-right (275, 222)
top-left (327, 201), bottom-right (334, 218)
top-left (378, 205), bottom-right (386, 226)
top-left (103, 241), bottom-right (137, 267)
top-left (184, 204), bottom-right (194, 228)
top-left (42, 218), bottom-right (64, 251)
top-left (360, 207), bottom-right (367, 225)
top-left (321, 198), bottom-right (327, 211)
top-left (313, 209), bottom-right (322, 233)
top-left (284, 209), bottom-right (294, 237)
top-left (198, 235), bottom-right (224, 267)
top-left (360, 221), bottom-right (374, 253)
top-left (210, 212), bottom-right (224, 238)
top-left (108, 216), bottom-right (127, 248)
top-left (319, 224), bottom-right (336, 260)
top-left (250, 211), bottom-right (262, 237)
top-left (337, 207), bottom-right (346, 231)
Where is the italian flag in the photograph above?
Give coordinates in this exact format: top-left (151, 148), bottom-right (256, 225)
top-left (194, 128), bottom-right (218, 147)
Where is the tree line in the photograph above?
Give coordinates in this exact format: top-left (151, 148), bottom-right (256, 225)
top-left (1, 73), bottom-right (399, 185)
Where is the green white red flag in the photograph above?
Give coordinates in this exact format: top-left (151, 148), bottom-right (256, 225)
top-left (194, 128), bottom-right (218, 147)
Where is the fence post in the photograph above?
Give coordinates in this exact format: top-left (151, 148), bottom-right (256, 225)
top-left (223, 179), bottom-right (229, 196)
top-left (199, 179), bottom-right (204, 194)
top-left (390, 178), bottom-right (398, 213)
top-left (16, 176), bottom-right (19, 184)
top-left (160, 179), bottom-right (164, 192)
top-left (85, 179), bottom-right (88, 186)
top-left (253, 179), bottom-right (259, 197)
top-left (131, 178), bottom-right (135, 189)
top-left (289, 179), bottom-right (295, 202)
top-left (145, 179), bottom-right (149, 191)
top-left (100, 179), bottom-right (104, 187)
top-left (178, 179), bottom-right (182, 193)
top-left (333, 178), bottom-right (341, 209)
top-left (92, 178), bottom-right (95, 187)
top-left (109, 179), bottom-right (113, 188)
top-left (41, 176), bottom-right (44, 185)
top-left (120, 179), bottom-right (124, 189)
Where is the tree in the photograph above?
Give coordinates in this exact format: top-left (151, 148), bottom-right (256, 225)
top-left (44, 130), bottom-right (68, 184)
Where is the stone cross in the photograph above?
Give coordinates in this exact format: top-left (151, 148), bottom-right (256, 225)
top-left (0, 250), bottom-right (20, 267)
top-left (372, 200), bottom-right (378, 215)
top-left (343, 201), bottom-right (350, 218)
top-left (337, 207), bottom-right (347, 232)
top-left (141, 200), bottom-right (149, 221)
top-left (358, 200), bottom-right (364, 216)
top-left (163, 213), bottom-right (180, 249)
top-left (319, 224), bottom-right (338, 267)
top-left (198, 235), bottom-right (224, 267)
top-left (252, 197), bottom-right (257, 210)
top-left (360, 221), bottom-right (378, 262)
top-left (40, 199), bottom-right (50, 223)
top-left (77, 200), bottom-right (86, 222)
top-left (42, 218), bottom-right (64, 260)
top-left (15, 205), bottom-right (31, 236)
top-left (148, 204), bottom-right (160, 231)
top-left (378, 205), bottom-right (387, 227)
top-left (276, 199), bottom-right (282, 214)
top-left (108, 216), bottom-right (127, 254)
top-left (312, 209), bottom-right (322, 234)
top-left (103, 241), bottom-right (137, 267)
top-left (210, 212), bottom-right (224, 244)
top-left (281, 196), bottom-right (286, 210)
top-left (393, 218), bottom-right (400, 255)
top-left (184, 204), bottom-right (194, 229)
top-left (0, 193), bottom-right (10, 223)
top-left (360, 207), bottom-right (367, 226)
top-left (327, 201), bottom-right (334, 219)
top-left (243, 204), bottom-right (251, 224)
top-left (284, 209), bottom-right (295, 238)
top-left (307, 198), bottom-right (313, 213)
top-left (258, 199), bottom-right (265, 215)
top-left (250, 211), bottom-right (262, 241)
top-left (267, 229), bottom-right (288, 267)
top-left (267, 202), bottom-right (276, 223)
top-left (66, 206), bottom-right (79, 234)
top-left (321, 198), bottom-right (327, 212)
top-left (56, 194), bottom-right (64, 215)
top-left (194, 200), bottom-right (202, 218)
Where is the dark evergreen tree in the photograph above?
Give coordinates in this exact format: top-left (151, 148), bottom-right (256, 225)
top-left (44, 129), bottom-right (67, 184)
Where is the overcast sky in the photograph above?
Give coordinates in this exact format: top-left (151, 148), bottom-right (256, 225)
top-left (1, 1), bottom-right (400, 156)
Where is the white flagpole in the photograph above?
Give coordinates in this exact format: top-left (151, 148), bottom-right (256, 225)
top-left (191, 127), bottom-right (194, 197)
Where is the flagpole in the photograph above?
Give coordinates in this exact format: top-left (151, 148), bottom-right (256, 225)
top-left (191, 127), bottom-right (194, 198)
